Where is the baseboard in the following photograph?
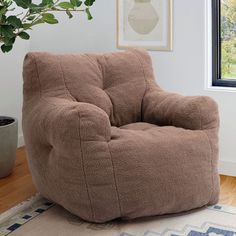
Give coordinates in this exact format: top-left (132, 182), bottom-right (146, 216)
top-left (219, 160), bottom-right (236, 177)
top-left (18, 134), bottom-right (25, 147)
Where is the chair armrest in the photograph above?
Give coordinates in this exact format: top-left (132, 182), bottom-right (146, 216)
top-left (23, 97), bottom-right (111, 147)
top-left (142, 89), bottom-right (219, 130)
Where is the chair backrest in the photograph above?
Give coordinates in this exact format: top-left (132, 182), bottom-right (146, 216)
top-left (23, 49), bottom-right (155, 127)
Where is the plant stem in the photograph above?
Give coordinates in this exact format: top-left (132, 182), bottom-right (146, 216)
top-left (48, 9), bottom-right (85, 12)
top-left (21, 9), bottom-right (30, 22)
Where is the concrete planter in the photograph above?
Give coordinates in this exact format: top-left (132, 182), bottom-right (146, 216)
top-left (0, 116), bottom-right (18, 178)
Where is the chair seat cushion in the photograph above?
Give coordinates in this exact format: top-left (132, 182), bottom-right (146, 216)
top-left (120, 122), bottom-right (157, 131)
top-left (108, 122), bottom-right (217, 219)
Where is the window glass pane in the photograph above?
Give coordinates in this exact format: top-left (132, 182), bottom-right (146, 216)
top-left (221, 0), bottom-right (236, 79)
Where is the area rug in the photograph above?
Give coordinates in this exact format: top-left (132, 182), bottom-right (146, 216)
top-left (1, 195), bottom-right (236, 236)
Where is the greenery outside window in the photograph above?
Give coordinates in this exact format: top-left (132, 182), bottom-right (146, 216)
top-left (212, 0), bottom-right (236, 87)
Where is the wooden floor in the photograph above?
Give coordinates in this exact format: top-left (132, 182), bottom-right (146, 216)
top-left (0, 147), bottom-right (36, 213)
top-left (0, 147), bottom-right (236, 213)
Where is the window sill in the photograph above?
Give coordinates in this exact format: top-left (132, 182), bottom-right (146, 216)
top-left (205, 85), bottom-right (236, 93)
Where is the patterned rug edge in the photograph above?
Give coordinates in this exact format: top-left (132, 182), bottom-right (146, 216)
top-left (1, 195), bottom-right (236, 236)
top-left (0, 194), bottom-right (41, 224)
top-left (0, 194), bottom-right (54, 236)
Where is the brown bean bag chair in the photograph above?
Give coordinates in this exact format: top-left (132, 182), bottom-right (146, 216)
top-left (22, 49), bottom-right (220, 223)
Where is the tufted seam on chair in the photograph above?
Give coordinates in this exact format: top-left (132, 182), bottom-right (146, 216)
top-left (150, 92), bottom-right (182, 127)
top-left (77, 111), bottom-right (95, 221)
top-left (40, 98), bottom-right (96, 220)
top-left (201, 130), bottom-right (215, 204)
top-left (32, 54), bottom-right (42, 98)
top-left (195, 99), bottom-right (203, 130)
top-left (58, 56), bottom-right (76, 101)
top-left (197, 98), bottom-right (215, 204)
top-left (166, 96), bottom-right (183, 126)
top-left (130, 50), bottom-right (148, 122)
top-left (99, 55), bottom-right (115, 123)
top-left (107, 143), bottom-right (122, 218)
top-left (84, 54), bottom-right (104, 87)
top-left (105, 92), bottom-right (115, 125)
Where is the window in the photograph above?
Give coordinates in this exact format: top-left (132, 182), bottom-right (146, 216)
top-left (212, 0), bottom-right (236, 87)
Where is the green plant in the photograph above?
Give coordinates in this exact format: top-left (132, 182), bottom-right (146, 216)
top-left (221, 0), bottom-right (236, 78)
top-left (0, 0), bottom-right (96, 53)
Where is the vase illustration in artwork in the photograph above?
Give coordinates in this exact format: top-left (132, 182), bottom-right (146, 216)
top-left (128, 0), bottom-right (159, 35)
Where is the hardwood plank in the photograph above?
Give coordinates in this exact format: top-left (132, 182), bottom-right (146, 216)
top-left (0, 147), bottom-right (236, 214)
top-left (0, 147), bottom-right (37, 213)
top-left (219, 175), bottom-right (236, 206)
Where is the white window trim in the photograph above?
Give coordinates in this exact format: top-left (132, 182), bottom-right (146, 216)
top-left (204, 0), bottom-right (236, 92)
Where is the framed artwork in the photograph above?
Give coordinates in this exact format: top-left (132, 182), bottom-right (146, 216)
top-left (117, 0), bottom-right (173, 51)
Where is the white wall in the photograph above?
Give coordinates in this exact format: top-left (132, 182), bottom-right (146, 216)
top-left (0, 40), bottom-right (29, 147)
top-left (29, 0), bottom-right (236, 176)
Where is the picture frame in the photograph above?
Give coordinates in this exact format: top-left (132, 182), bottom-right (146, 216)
top-left (117, 0), bottom-right (173, 51)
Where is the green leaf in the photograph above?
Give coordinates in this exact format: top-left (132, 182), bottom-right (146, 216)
top-left (85, 7), bottom-right (92, 20)
top-left (43, 18), bottom-right (58, 24)
top-left (66, 10), bottom-right (73, 18)
top-left (22, 23), bottom-right (32, 29)
top-left (7, 16), bottom-right (22, 28)
top-left (0, 14), bottom-right (6, 24)
top-left (29, 3), bottom-right (45, 13)
top-left (70, 0), bottom-right (82, 7)
top-left (58, 2), bottom-right (74, 9)
top-left (84, 0), bottom-right (95, 6)
top-left (0, 6), bottom-right (7, 17)
top-left (42, 13), bottom-right (55, 19)
top-left (1, 44), bottom-right (13, 53)
top-left (26, 15), bottom-right (36, 21)
top-left (18, 31), bottom-right (30, 39)
top-left (13, 0), bottom-right (31, 9)
top-left (3, 36), bottom-right (15, 46)
top-left (42, 13), bottom-right (58, 24)
top-left (39, 0), bottom-right (53, 6)
top-left (0, 25), bottom-right (15, 38)
top-left (32, 18), bottom-right (45, 26)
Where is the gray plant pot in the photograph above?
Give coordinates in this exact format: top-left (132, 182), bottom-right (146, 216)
top-left (0, 116), bottom-right (18, 178)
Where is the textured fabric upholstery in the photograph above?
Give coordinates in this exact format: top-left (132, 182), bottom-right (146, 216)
top-left (22, 49), bottom-right (220, 223)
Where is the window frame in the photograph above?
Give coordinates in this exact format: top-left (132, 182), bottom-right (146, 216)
top-left (212, 0), bottom-right (236, 87)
